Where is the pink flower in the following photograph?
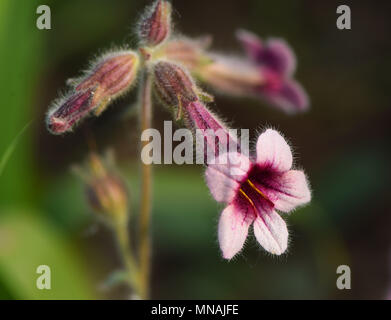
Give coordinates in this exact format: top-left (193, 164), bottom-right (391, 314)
top-left (236, 29), bottom-right (309, 113)
top-left (205, 129), bottom-right (311, 259)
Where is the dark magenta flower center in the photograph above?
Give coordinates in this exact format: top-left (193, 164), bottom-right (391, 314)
top-left (234, 164), bottom-right (277, 218)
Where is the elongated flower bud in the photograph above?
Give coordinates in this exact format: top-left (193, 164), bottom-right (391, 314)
top-left (152, 60), bottom-right (238, 162)
top-left (46, 51), bottom-right (140, 135)
top-left (74, 152), bottom-right (129, 225)
top-left (138, 0), bottom-right (172, 47)
top-left (153, 61), bottom-right (198, 113)
top-left (76, 52), bottom-right (139, 101)
top-left (47, 90), bottom-right (94, 134)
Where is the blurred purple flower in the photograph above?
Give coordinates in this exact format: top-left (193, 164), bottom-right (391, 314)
top-left (236, 29), bottom-right (309, 113)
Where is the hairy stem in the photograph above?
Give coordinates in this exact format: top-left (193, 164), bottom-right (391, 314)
top-left (138, 71), bottom-right (153, 299)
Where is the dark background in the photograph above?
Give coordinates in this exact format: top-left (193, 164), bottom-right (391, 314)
top-left (0, 0), bottom-right (390, 299)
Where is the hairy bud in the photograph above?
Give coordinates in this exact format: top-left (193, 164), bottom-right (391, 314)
top-left (138, 0), bottom-right (172, 47)
top-left (86, 175), bottom-right (128, 223)
top-left (46, 51), bottom-right (140, 135)
top-left (152, 60), bottom-right (238, 161)
top-left (46, 90), bottom-right (94, 134)
top-left (152, 61), bottom-right (199, 119)
top-left (74, 152), bottom-right (129, 225)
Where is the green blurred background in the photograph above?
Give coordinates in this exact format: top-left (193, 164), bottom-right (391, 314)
top-left (0, 0), bottom-right (390, 299)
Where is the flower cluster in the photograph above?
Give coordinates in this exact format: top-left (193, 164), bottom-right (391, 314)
top-left (46, 0), bottom-right (311, 261)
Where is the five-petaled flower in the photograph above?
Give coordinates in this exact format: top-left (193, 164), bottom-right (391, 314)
top-left (205, 129), bottom-right (311, 259)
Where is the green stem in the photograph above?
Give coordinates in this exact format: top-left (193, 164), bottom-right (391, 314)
top-left (138, 71), bottom-right (153, 299)
top-left (114, 218), bottom-right (140, 296)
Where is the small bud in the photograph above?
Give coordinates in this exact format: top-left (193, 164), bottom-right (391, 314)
top-left (74, 153), bottom-right (129, 225)
top-left (138, 0), bottom-right (172, 47)
top-left (152, 61), bottom-right (198, 119)
top-left (46, 51), bottom-right (140, 135)
top-left (86, 175), bottom-right (128, 224)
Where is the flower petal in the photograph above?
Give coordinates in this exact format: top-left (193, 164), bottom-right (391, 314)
top-left (236, 30), bottom-right (296, 77)
top-left (253, 210), bottom-right (288, 255)
top-left (236, 29), bottom-right (264, 64)
top-left (274, 170), bottom-right (311, 212)
top-left (218, 205), bottom-right (252, 260)
top-left (260, 38), bottom-right (296, 77)
top-left (205, 152), bottom-right (251, 203)
top-left (261, 79), bottom-right (309, 113)
top-left (256, 129), bottom-right (293, 172)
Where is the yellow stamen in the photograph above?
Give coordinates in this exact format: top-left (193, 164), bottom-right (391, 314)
top-left (239, 188), bottom-right (258, 215)
top-left (246, 179), bottom-right (268, 200)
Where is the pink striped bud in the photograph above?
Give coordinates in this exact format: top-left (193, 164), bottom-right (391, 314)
top-left (153, 61), bottom-right (198, 115)
top-left (138, 0), bottom-right (172, 47)
top-left (46, 51), bottom-right (139, 134)
top-left (152, 60), bottom-right (239, 161)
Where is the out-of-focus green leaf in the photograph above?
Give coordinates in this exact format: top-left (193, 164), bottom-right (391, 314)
top-left (0, 122), bottom-right (31, 177)
top-left (0, 0), bottom-right (43, 206)
top-left (315, 144), bottom-right (388, 226)
top-left (0, 210), bottom-right (97, 299)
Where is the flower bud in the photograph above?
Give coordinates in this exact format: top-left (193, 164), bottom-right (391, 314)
top-left (152, 60), bottom-right (238, 161)
top-left (76, 52), bottom-right (139, 102)
top-left (46, 90), bottom-right (94, 134)
top-left (86, 175), bottom-right (128, 224)
top-left (138, 0), bottom-right (172, 47)
top-left (46, 51), bottom-right (140, 135)
top-left (152, 61), bottom-right (198, 118)
top-left (75, 153), bottom-right (129, 225)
